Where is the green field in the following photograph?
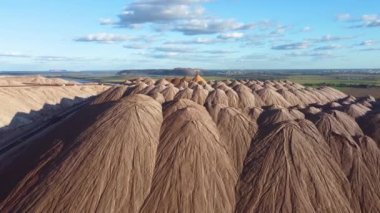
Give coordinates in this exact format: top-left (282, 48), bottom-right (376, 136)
top-left (287, 74), bottom-right (380, 87)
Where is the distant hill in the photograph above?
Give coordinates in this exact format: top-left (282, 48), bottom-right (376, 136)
top-left (117, 68), bottom-right (202, 77)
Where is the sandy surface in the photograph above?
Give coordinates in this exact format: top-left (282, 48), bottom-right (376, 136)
top-left (0, 76), bottom-right (108, 129)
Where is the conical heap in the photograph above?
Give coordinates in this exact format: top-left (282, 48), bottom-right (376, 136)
top-left (216, 107), bottom-right (258, 173)
top-left (192, 72), bottom-right (206, 84)
top-left (2, 77), bottom-right (380, 212)
top-left (311, 112), bottom-right (380, 212)
top-left (236, 120), bottom-right (355, 213)
top-left (1, 95), bottom-right (163, 212)
top-left (140, 104), bottom-right (237, 213)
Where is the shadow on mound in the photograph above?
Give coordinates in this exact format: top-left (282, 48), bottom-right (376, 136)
top-left (0, 98), bottom-right (115, 201)
top-left (1, 96), bottom-right (86, 132)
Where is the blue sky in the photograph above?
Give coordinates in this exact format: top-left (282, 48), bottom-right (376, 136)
top-left (1, 0), bottom-right (380, 71)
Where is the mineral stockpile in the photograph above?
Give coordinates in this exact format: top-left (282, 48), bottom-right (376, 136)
top-left (0, 76), bottom-right (108, 130)
top-left (1, 76), bottom-right (380, 213)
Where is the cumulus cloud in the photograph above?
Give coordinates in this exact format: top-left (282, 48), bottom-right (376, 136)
top-left (336, 13), bottom-right (352, 21)
top-left (75, 33), bottom-right (131, 43)
top-left (124, 44), bottom-right (148, 49)
top-left (117, 1), bottom-right (205, 27)
top-left (154, 45), bottom-right (193, 53)
top-left (339, 14), bottom-right (380, 28)
top-left (272, 42), bottom-right (309, 50)
top-left (314, 44), bottom-right (342, 51)
top-left (270, 25), bottom-right (289, 36)
top-left (173, 18), bottom-right (253, 35)
top-left (201, 50), bottom-right (235, 54)
top-left (310, 34), bottom-right (352, 43)
top-left (35, 56), bottom-right (91, 62)
top-left (148, 52), bottom-right (180, 59)
top-left (99, 18), bottom-right (116, 25)
top-left (238, 54), bottom-right (267, 61)
top-left (359, 40), bottom-right (375, 46)
top-left (111, 0), bottom-right (254, 35)
top-left (301, 26), bottom-right (311, 32)
top-left (359, 47), bottom-right (380, 51)
top-left (218, 32), bottom-right (244, 39)
top-left (360, 14), bottom-right (380, 27)
top-left (165, 37), bottom-right (218, 45)
top-left (0, 52), bottom-right (31, 58)
top-left (287, 51), bottom-right (333, 58)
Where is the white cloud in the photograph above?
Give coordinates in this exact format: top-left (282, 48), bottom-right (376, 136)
top-left (75, 33), bottom-right (131, 43)
top-left (124, 44), bottom-right (148, 49)
top-left (0, 52), bottom-right (31, 58)
top-left (361, 14), bottom-right (380, 27)
top-left (173, 18), bottom-right (253, 35)
top-left (270, 25), bottom-right (289, 36)
top-left (359, 40), bottom-right (375, 46)
top-left (301, 26), bottom-right (311, 32)
top-left (165, 37), bottom-right (218, 45)
top-left (272, 42), bottom-right (309, 50)
top-left (112, 0), bottom-right (254, 35)
top-left (99, 18), bottom-right (116, 25)
top-left (154, 45), bottom-right (193, 53)
top-left (314, 44), bottom-right (342, 51)
top-left (218, 32), bottom-right (244, 39)
top-left (117, 0), bottom-right (205, 27)
top-left (341, 14), bottom-right (380, 28)
top-left (36, 56), bottom-right (86, 62)
top-left (336, 13), bottom-right (352, 21)
top-left (309, 34), bottom-right (352, 43)
top-left (287, 51), bottom-right (334, 58)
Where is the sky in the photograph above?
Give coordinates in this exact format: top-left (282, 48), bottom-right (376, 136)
top-left (1, 0), bottom-right (380, 71)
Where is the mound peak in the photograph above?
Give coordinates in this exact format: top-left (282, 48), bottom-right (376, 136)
top-left (1, 94), bottom-right (163, 212)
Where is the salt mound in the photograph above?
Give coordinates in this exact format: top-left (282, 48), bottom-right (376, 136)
top-left (345, 103), bottom-right (371, 119)
top-left (257, 107), bottom-right (295, 126)
top-left (302, 106), bottom-right (322, 115)
top-left (191, 85), bottom-right (208, 105)
top-left (139, 85), bottom-right (155, 95)
top-left (311, 113), bottom-right (380, 212)
top-left (236, 89), bottom-right (263, 109)
top-left (192, 73), bottom-right (207, 84)
top-left (311, 113), bottom-right (360, 176)
top-left (277, 89), bottom-right (303, 106)
top-left (140, 106), bottom-right (237, 213)
top-left (163, 98), bottom-right (205, 119)
top-left (204, 88), bottom-right (229, 107)
top-left (155, 78), bottom-right (170, 86)
top-left (206, 103), bottom-right (227, 122)
top-left (225, 89), bottom-right (240, 108)
top-left (320, 87), bottom-right (347, 100)
top-left (0, 85), bottom-right (108, 129)
top-left (148, 84), bottom-right (167, 94)
top-left (0, 76), bottom-right (74, 86)
top-left (161, 84), bottom-right (179, 102)
top-left (216, 107), bottom-right (258, 173)
top-left (236, 120), bottom-right (354, 213)
top-left (128, 82), bottom-right (148, 95)
top-left (257, 88), bottom-right (291, 107)
top-left (327, 101), bottom-right (342, 109)
top-left (305, 88), bottom-right (330, 104)
top-left (245, 107), bottom-right (264, 122)
top-left (91, 86), bottom-right (127, 105)
top-left (290, 89), bottom-right (317, 105)
top-left (358, 113), bottom-right (380, 146)
top-left (328, 110), bottom-right (363, 137)
top-left (174, 87), bottom-right (193, 100)
top-left (149, 92), bottom-right (165, 104)
top-left (289, 107), bottom-right (305, 119)
top-left (0, 94), bottom-right (163, 212)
